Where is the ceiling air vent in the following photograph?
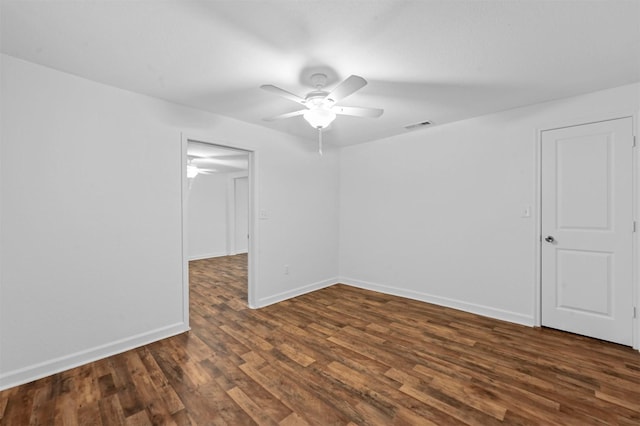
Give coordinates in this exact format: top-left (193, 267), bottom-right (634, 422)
top-left (404, 120), bottom-right (433, 131)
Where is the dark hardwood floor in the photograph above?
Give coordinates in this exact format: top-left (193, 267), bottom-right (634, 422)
top-left (1, 254), bottom-right (639, 425)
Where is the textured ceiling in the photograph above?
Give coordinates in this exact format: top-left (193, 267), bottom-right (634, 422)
top-left (2, 0), bottom-right (639, 146)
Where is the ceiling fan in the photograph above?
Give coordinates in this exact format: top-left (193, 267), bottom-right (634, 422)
top-left (260, 73), bottom-right (383, 154)
top-left (187, 156), bottom-right (217, 178)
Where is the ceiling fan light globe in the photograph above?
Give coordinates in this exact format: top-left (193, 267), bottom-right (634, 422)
top-left (303, 108), bottom-right (336, 129)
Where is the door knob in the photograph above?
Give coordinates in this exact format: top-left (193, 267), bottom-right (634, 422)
top-left (545, 236), bottom-right (555, 243)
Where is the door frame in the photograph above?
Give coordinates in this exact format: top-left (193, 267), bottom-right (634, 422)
top-left (181, 134), bottom-right (259, 327)
top-left (534, 113), bottom-right (639, 350)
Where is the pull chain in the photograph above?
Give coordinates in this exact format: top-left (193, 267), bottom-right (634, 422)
top-left (318, 128), bottom-right (323, 155)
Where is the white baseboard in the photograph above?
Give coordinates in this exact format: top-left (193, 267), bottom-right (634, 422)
top-left (252, 277), bottom-right (338, 309)
top-left (188, 251), bottom-right (228, 261)
top-left (0, 322), bottom-right (190, 392)
top-left (0, 279), bottom-right (534, 391)
top-left (339, 277), bottom-right (534, 327)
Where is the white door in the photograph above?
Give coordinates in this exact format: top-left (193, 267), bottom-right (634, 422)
top-left (541, 117), bottom-right (634, 346)
top-left (234, 177), bottom-right (249, 254)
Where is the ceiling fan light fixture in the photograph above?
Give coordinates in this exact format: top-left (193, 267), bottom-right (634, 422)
top-left (303, 108), bottom-right (336, 129)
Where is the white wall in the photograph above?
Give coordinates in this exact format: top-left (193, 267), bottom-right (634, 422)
top-left (233, 176), bottom-right (249, 254)
top-left (339, 83), bottom-right (640, 329)
top-left (1, 52), bottom-right (636, 391)
top-left (0, 54), bottom-right (340, 390)
top-left (187, 172), bottom-right (229, 260)
top-left (186, 170), bottom-right (250, 260)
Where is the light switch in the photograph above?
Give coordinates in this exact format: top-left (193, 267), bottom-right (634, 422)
top-left (521, 206), bottom-right (531, 218)
top-left (259, 209), bottom-right (269, 220)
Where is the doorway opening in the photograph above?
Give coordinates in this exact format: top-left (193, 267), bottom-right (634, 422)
top-left (181, 138), bottom-right (255, 326)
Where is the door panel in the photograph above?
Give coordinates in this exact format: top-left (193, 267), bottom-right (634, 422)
top-left (541, 117), bottom-right (633, 345)
top-left (556, 134), bottom-right (611, 229)
top-left (556, 249), bottom-right (611, 316)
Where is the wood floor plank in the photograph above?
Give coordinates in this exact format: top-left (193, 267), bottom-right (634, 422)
top-left (123, 409), bottom-right (153, 426)
top-left (1, 384), bottom-right (35, 425)
top-left (53, 393), bottom-right (80, 426)
top-left (137, 347), bottom-right (185, 415)
top-left (0, 392), bottom-right (8, 420)
top-left (1, 253), bottom-right (639, 424)
top-left (201, 355), bottom-right (292, 423)
top-left (278, 412), bottom-right (310, 426)
top-left (77, 400), bottom-right (102, 425)
top-left (99, 394), bottom-right (127, 426)
top-left (28, 386), bottom-right (56, 426)
top-left (226, 386), bottom-right (279, 426)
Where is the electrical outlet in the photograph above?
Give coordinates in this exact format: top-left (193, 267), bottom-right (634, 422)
top-left (284, 265), bottom-right (289, 275)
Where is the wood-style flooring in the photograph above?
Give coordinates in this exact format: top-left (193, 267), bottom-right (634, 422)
top-left (1, 254), bottom-right (639, 425)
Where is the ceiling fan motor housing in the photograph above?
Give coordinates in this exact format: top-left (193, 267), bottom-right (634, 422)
top-left (305, 90), bottom-right (331, 107)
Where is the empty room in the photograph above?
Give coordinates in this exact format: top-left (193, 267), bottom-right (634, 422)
top-left (1, 0), bottom-right (639, 424)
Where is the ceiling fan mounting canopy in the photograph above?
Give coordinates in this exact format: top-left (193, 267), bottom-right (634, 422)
top-left (309, 72), bottom-right (328, 89)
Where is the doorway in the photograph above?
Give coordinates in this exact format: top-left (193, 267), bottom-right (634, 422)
top-left (182, 138), bottom-right (255, 319)
top-left (540, 117), bottom-right (634, 346)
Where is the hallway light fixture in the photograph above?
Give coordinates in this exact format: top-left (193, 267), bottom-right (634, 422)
top-left (187, 164), bottom-right (200, 179)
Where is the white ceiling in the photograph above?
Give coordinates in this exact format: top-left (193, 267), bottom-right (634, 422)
top-left (2, 0), bottom-right (639, 147)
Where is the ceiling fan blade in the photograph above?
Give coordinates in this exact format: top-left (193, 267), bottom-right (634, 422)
top-left (260, 84), bottom-right (306, 105)
top-left (333, 106), bottom-right (383, 118)
top-left (262, 109), bottom-right (306, 122)
top-left (326, 75), bottom-right (367, 103)
top-left (192, 155), bottom-right (243, 164)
